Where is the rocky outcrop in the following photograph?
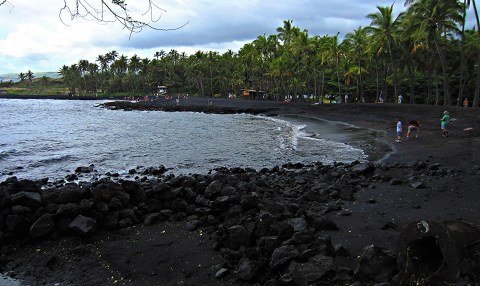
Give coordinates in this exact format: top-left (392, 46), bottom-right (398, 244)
top-left (0, 160), bottom-right (478, 285)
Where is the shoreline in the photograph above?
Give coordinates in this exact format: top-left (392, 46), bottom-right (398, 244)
top-left (0, 94), bottom-right (124, 100)
top-left (277, 113), bottom-right (393, 163)
top-left (1, 97), bottom-right (480, 285)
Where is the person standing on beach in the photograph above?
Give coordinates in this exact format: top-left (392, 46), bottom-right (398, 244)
top-left (441, 111), bottom-right (450, 137)
top-left (396, 118), bottom-right (403, 142)
top-left (407, 120), bottom-right (420, 139)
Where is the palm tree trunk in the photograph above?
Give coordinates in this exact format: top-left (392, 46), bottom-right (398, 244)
top-left (408, 63), bottom-right (415, 104)
top-left (473, 53), bottom-right (480, 108)
top-left (358, 58), bottom-right (364, 102)
top-left (471, 0), bottom-right (480, 108)
top-left (433, 32), bottom-right (450, 106)
top-left (434, 67), bottom-right (440, 106)
top-left (336, 58), bottom-right (341, 101)
top-left (320, 72), bottom-right (325, 103)
top-left (375, 61), bottom-right (380, 102)
top-left (387, 40), bottom-right (399, 100)
top-left (199, 77), bottom-right (205, 97)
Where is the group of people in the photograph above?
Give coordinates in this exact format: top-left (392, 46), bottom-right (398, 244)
top-left (395, 111), bottom-right (450, 143)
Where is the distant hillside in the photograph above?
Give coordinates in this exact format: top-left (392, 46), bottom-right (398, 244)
top-left (0, 72), bottom-right (60, 82)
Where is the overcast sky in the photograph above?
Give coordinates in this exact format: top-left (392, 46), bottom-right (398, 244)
top-left (0, 1), bottom-right (476, 75)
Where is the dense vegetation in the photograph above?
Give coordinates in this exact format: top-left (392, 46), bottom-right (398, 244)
top-left (4, 0), bottom-right (480, 107)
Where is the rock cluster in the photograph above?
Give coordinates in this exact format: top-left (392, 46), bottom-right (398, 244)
top-left (1, 160), bottom-right (478, 285)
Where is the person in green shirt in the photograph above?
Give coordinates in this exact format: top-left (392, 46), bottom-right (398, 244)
top-left (441, 111), bottom-right (450, 137)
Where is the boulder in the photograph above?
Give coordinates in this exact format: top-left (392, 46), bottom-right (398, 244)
top-left (240, 192), bottom-right (259, 211)
top-left (30, 213), bottom-right (55, 239)
top-left (352, 162), bottom-right (375, 175)
top-left (42, 184), bottom-right (85, 204)
top-left (236, 258), bottom-right (259, 281)
top-left (121, 181), bottom-right (146, 204)
top-left (172, 198), bottom-right (188, 212)
top-left (287, 217), bottom-right (307, 232)
top-left (92, 181), bottom-right (122, 202)
top-left (69, 215), bottom-right (98, 236)
top-left (258, 236), bottom-right (280, 254)
top-left (9, 191), bottom-right (42, 209)
top-left (4, 179), bottom-right (40, 195)
top-left (144, 213), bottom-right (164, 226)
top-left (55, 203), bottom-right (80, 218)
top-left (270, 245), bottom-right (299, 270)
top-left (5, 214), bottom-right (30, 234)
top-left (75, 165), bottom-right (94, 173)
top-left (396, 220), bottom-right (480, 285)
top-left (355, 244), bottom-right (397, 283)
top-left (103, 211), bottom-right (119, 230)
top-left (186, 219), bottom-right (202, 231)
top-left (290, 255), bottom-right (335, 285)
top-left (204, 180), bottom-right (223, 199)
top-left (228, 225), bottom-right (251, 250)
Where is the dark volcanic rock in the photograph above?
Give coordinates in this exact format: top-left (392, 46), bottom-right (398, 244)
top-left (1, 159), bottom-right (478, 285)
top-left (270, 245), bottom-right (299, 270)
top-left (9, 191), bottom-right (42, 209)
top-left (69, 215), bottom-right (98, 237)
top-left (355, 245), bottom-right (398, 283)
top-left (236, 258), bottom-right (259, 281)
top-left (228, 225), bottom-right (251, 250)
top-left (30, 213), bottom-right (55, 239)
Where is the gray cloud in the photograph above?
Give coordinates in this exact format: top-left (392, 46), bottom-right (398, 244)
top-left (122, 0), bottom-right (405, 50)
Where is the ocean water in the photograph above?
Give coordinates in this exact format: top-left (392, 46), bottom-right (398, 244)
top-left (0, 99), bottom-right (373, 182)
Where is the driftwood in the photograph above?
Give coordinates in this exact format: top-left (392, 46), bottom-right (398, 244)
top-left (396, 220), bottom-right (480, 285)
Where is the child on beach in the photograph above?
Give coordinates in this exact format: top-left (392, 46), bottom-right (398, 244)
top-left (407, 120), bottom-right (420, 139)
top-left (396, 118), bottom-right (402, 142)
top-left (441, 111), bottom-right (450, 137)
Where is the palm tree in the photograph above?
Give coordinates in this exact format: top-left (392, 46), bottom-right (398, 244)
top-left (154, 50), bottom-right (165, 60)
top-left (128, 54), bottom-right (142, 91)
top-left (368, 5), bottom-right (404, 103)
top-left (323, 33), bottom-right (343, 100)
top-left (405, 0), bottom-right (463, 106)
top-left (26, 70), bottom-right (34, 88)
top-left (96, 55), bottom-right (109, 74)
top-left (18, 72), bottom-right (26, 83)
top-left (78, 59), bottom-right (89, 92)
top-left (87, 63), bottom-right (99, 93)
top-left (26, 70), bottom-right (34, 82)
top-left (345, 26), bottom-right (370, 101)
top-left (277, 20), bottom-right (295, 45)
top-left (106, 50), bottom-right (119, 72)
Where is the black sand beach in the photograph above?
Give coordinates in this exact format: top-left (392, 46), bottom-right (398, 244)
top-left (1, 97), bottom-right (479, 285)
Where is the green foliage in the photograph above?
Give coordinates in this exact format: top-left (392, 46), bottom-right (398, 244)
top-left (5, 0), bottom-right (479, 106)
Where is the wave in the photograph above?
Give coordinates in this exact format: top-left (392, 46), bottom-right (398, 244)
top-left (0, 149), bottom-right (17, 160)
top-left (30, 155), bottom-right (77, 167)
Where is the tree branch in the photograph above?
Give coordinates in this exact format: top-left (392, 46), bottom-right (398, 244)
top-left (0, 0), bottom-right (14, 13)
top-left (59, 0), bottom-right (188, 38)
